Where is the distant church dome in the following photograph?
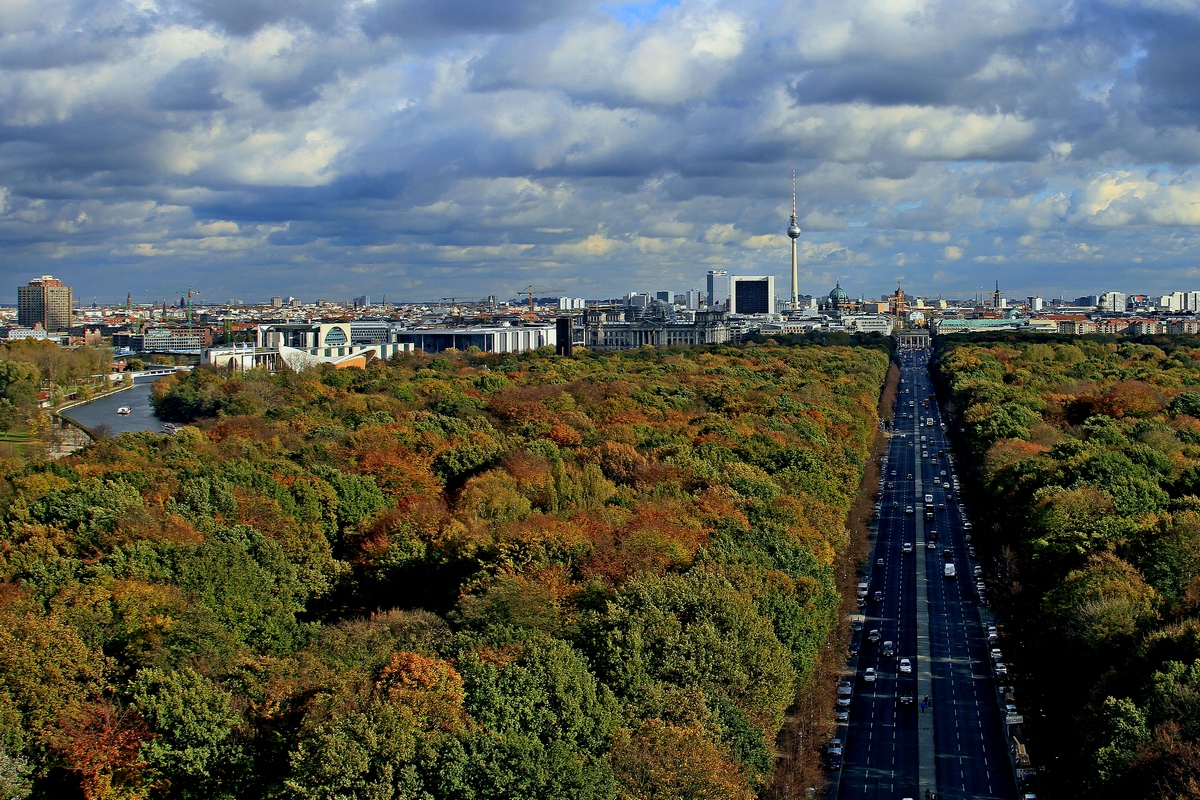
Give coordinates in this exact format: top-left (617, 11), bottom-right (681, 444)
top-left (829, 281), bottom-right (850, 305)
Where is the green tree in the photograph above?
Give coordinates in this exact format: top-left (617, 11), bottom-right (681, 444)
top-left (1090, 696), bottom-right (1149, 785)
top-left (132, 666), bottom-right (246, 798)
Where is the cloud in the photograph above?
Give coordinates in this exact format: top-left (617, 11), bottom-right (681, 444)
top-left (0, 0), bottom-right (1198, 302)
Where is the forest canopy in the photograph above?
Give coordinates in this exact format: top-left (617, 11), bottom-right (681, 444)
top-left (0, 343), bottom-right (888, 799)
top-left (933, 336), bottom-right (1200, 799)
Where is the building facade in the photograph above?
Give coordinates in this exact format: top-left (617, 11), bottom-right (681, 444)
top-left (707, 270), bottom-right (731, 311)
top-left (582, 310), bottom-right (730, 350)
top-left (17, 275), bottom-right (72, 331)
top-left (113, 327), bottom-right (214, 352)
top-left (728, 275), bottom-right (775, 315)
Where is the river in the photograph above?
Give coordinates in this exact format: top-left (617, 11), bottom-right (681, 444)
top-left (59, 381), bottom-right (164, 436)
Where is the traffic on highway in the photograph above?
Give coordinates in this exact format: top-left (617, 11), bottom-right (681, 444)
top-left (828, 346), bottom-right (1017, 800)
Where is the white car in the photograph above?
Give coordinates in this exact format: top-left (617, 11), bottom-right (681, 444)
top-left (863, 667), bottom-right (878, 683)
top-left (902, 542), bottom-right (914, 554)
top-left (899, 658), bottom-right (912, 674)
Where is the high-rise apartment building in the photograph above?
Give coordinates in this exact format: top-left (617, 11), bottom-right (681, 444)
top-left (17, 275), bottom-right (72, 331)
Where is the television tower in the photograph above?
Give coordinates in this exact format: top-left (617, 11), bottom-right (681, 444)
top-left (787, 168), bottom-right (801, 309)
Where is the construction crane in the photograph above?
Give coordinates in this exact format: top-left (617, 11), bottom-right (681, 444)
top-left (145, 287), bottom-right (202, 332)
top-left (516, 286), bottom-right (563, 316)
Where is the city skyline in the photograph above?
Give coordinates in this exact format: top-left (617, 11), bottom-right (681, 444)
top-left (0, 0), bottom-right (1199, 302)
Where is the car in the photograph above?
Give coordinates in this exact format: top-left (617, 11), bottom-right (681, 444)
top-left (968, 546), bottom-right (977, 558)
top-left (988, 632), bottom-right (1000, 646)
top-left (863, 667), bottom-right (877, 683)
top-left (963, 521), bottom-right (973, 530)
top-left (899, 692), bottom-right (914, 706)
top-left (943, 482), bottom-right (951, 489)
top-left (887, 481), bottom-right (895, 488)
top-left (940, 470), bottom-right (947, 476)
top-left (836, 693), bottom-right (852, 707)
top-left (891, 470), bottom-right (897, 476)
top-left (836, 707), bottom-right (850, 722)
top-left (867, 628), bottom-right (881, 643)
top-left (876, 557), bottom-right (885, 567)
top-left (893, 500), bottom-right (899, 507)
top-left (974, 566), bottom-right (983, 577)
top-left (990, 648), bottom-right (1003, 661)
top-left (827, 738), bottom-right (843, 756)
top-left (881, 641), bottom-right (895, 657)
top-left (848, 643), bottom-right (859, 656)
top-left (898, 658), bottom-right (912, 674)
top-left (964, 534), bottom-right (973, 543)
top-left (927, 540), bottom-right (937, 550)
top-left (837, 679), bottom-right (853, 695)
top-left (873, 591), bottom-right (883, 602)
top-left (1005, 702), bottom-right (1018, 715)
top-left (856, 596), bottom-right (866, 608)
top-left (905, 505), bottom-right (914, 514)
top-left (943, 548), bottom-right (953, 559)
top-left (902, 542), bottom-right (914, 553)
top-left (907, 473), bottom-right (914, 480)
top-left (994, 662), bottom-right (1008, 678)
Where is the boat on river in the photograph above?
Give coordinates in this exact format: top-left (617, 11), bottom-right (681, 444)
top-left (116, 406), bottom-right (132, 415)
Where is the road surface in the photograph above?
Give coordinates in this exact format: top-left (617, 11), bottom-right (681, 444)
top-left (834, 346), bottom-right (1013, 800)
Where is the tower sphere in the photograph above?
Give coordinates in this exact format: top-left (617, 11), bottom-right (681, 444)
top-left (787, 219), bottom-right (801, 239)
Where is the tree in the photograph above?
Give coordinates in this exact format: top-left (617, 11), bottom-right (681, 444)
top-left (610, 720), bottom-right (752, 800)
top-left (58, 699), bottom-right (151, 800)
top-left (581, 571), bottom-right (796, 739)
top-left (1089, 696), bottom-right (1149, 786)
top-left (1045, 552), bottom-right (1160, 653)
top-left (132, 666), bottom-right (246, 798)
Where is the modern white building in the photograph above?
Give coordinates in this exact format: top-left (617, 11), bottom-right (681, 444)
top-left (1099, 291), bottom-right (1127, 312)
top-left (394, 325), bottom-right (556, 354)
top-left (842, 315), bottom-right (896, 335)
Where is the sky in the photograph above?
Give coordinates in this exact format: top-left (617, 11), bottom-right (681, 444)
top-left (2, 0), bottom-right (1200, 305)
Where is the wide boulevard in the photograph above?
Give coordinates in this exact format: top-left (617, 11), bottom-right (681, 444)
top-left (832, 346), bottom-right (1014, 800)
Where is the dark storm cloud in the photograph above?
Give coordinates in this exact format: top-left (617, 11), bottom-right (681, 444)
top-left (181, 0), bottom-right (345, 36)
top-left (793, 54), bottom-right (985, 108)
top-left (363, 0), bottom-right (590, 37)
top-left (1135, 14), bottom-right (1200, 126)
top-left (149, 58), bottom-right (230, 111)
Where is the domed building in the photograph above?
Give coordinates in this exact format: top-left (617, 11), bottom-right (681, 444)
top-left (828, 281), bottom-right (851, 311)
